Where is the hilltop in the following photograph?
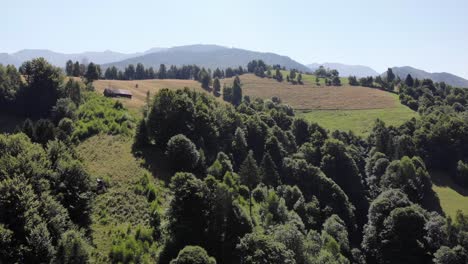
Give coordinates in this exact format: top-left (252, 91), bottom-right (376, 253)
top-left (385, 66), bottom-right (468, 88)
top-left (103, 45), bottom-right (310, 71)
top-left (0, 45), bottom-right (309, 72)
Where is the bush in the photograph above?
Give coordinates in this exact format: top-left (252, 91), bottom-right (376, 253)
top-left (455, 161), bottom-right (468, 187)
top-left (170, 245), bottom-right (216, 264)
top-left (73, 93), bottom-right (135, 140)
top-left (166, 134), bottom-right (200, 172)
top-left (55, 230), bottom-right (91, 264)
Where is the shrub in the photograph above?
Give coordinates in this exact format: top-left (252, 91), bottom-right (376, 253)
top-left (73, 93), bottom-right (134, 140)
top-left (166, 134), bottom-right (200, 172)
top-left (170, 245), bottom-right (216, 264)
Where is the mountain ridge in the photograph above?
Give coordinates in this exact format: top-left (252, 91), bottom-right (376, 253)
top-left (307, 63), bottom-right (379, 77)
top-left (385, 66), bottom-right (468, 88)
top-left (102, 45), bottom-right (310, 71)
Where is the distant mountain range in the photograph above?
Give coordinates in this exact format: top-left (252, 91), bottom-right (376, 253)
top-left (307, 63), bottom-right (379, 78)
top-left (308, 63), bottom-right (468, 88)
top-left (1, 45), bottom-right (467, 87)
top-left (385, 66), bottom-right (468, 88)
top-left (0, 48), bottom-right (167, 67)
top-left (102, 45), bottom-right (310, 72)
top-left (0, 45), bottom-right (309, 72)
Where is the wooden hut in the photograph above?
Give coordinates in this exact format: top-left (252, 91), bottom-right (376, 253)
top-left (103, 88), bottom-right (132, 99)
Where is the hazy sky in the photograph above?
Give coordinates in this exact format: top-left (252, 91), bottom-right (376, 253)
top-left (3, 0), bottom-right (468, 78)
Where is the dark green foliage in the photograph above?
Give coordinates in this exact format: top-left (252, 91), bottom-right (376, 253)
top-left (52, 98), bottom-right (77, 123)
top-left (292, 118), bottom-right (309, 146)
top-left (274, 69), bottom-right (283, 82)
top-left (379, 205), bottom-right (430, 264)
top-left (237, 232), bottom-right (295, 264)
top-left (405, 74), bottom-right (415, 87)
top-left (18, 58), bottom-right (63, 117)
top-left (260, 153), bottom-right (280, 187)
top-left (166, 134), bottom-right (200, 173)
top-left (170, 246), bottom-right (216, 264)
top-left (64, 78), bottom-right (82, 105)
top-left (361, 190), bottom-right (437, 264)
top-left (222, 85), bottom-right (233, 102)
top-left (34, 119), bottom-right (56, 144)
top-left (433, 246), bottom-right (467, 264)
top-left (265, 135), bottom-right (286, 170)
top-left (247, 60), bottom-right (267, 78)
top-left (0, 64), bottom-right (22, 112)
top-left (455, 160), bottom-right (468, 187)
top-left (239, 151), bottom-right (261, 219)
top-left (232, 127), bottom-right (248, 170)
top-left (199, 69), bottom-right (211, 90)
top-left (320, 139), bottom-right (368, 228)
top-left (322, 215), bottom-right (350, 254)
top-left (231, 76), bottom-right (243, 106)
top-left (55, 230), bottom-right (91, 264)
top-left (282, 158), bottom-right (356, 230)
top-left (245, 115), bottom-right (268, 161)
top-left (386, 68), bottom-right (395, 83)
top-left (213, 77), bottom-right (221, 96)
top-left (84, 62), bottom-right (100, 83)
top-left (0, 134), bottom-right (92, 262)
top-left (348, 76), bottom-right (359, 86)
top-left (380, 156), bottom-right (439, 211)
top-left (163, 173), bottom-right (210, 261)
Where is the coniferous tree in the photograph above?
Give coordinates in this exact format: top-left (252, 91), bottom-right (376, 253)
top-left (239, 151), bottom-right (261, 219)
top-left (231, 76), bottom-right (242, 106)
top-left (213, 78), bottom-right (221, 96)
top-left (84, 62), bottom-right (100, 83)
top-left (261, 153), bottom-right (280, 187)
top-left (158, 64), bottom-right (167, 79)
top-left (72, 61), bottom-right (81, 77)
top-left (405, 74), bottom-right (414, 87)
top-left (65, 60), bottom-right (73, 76)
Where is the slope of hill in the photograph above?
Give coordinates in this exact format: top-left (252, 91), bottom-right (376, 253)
top-left (103, 45), bottom-right (310, 71)
top-left (385, 66), bottom-right (468, 88)
top-left (221, 74), bottom-right (394, 110)
top-left (8, 49), bottom-right (143, 67)
top-left (308, 62), bottom-right (379, 77)
top-left (0, 53), bottom-right (20, 66)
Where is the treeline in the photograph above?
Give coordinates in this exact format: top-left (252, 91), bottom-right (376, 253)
top-left (131, 81), bottom-right (468, 263)
top-left (248, 59), bottom-right (304, 85)
top-left (314, 66), bottom-right (341, 86)
top-left (348, 68), bottom-right (401, 91)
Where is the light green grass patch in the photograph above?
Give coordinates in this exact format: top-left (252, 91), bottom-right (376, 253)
top-left (431, 171), bottom-right (468, 219)
top-left (297, 96), bottom-right (417, 137)
top-left (77, 135), bottom-right (167, 263)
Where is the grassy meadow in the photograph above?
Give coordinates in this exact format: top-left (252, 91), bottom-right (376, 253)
top-left (296, 94), bottom-right (417, 137)
top-left (77, 135), bottom-right (168, 263)
top-left (431, 171), bottom-right (468, 219)
top-left (222, 74), bottom-right (395, 110)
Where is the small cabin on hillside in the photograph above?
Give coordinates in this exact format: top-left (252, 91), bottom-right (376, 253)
top-left (103, 88), bottom-right (132, 99)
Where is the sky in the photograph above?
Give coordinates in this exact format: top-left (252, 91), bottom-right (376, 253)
top-left (3, 0), bottom-right (468, 78)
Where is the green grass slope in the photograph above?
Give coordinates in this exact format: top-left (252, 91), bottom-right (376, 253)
top-left (431, 171), bottom-right (468, 219)
top-left (297, 94), bottom-right (418, 137)
top-left (77, 135), bottom-right (167, 263)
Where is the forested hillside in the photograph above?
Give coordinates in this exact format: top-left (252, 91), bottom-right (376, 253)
top-left (1, 58), bottom-right (468, 264)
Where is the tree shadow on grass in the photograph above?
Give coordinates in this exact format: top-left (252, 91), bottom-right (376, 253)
top-left (431, 170), bottom-right (468, 196)
top-left (132, 144), bottom-right (172, 184)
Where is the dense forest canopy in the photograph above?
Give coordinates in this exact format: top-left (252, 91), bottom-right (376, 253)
top-left (1, 58), bottom-right (468, 263)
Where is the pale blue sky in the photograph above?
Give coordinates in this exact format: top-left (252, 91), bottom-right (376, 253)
top-left (3, 0), bottom-right (468, 77)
